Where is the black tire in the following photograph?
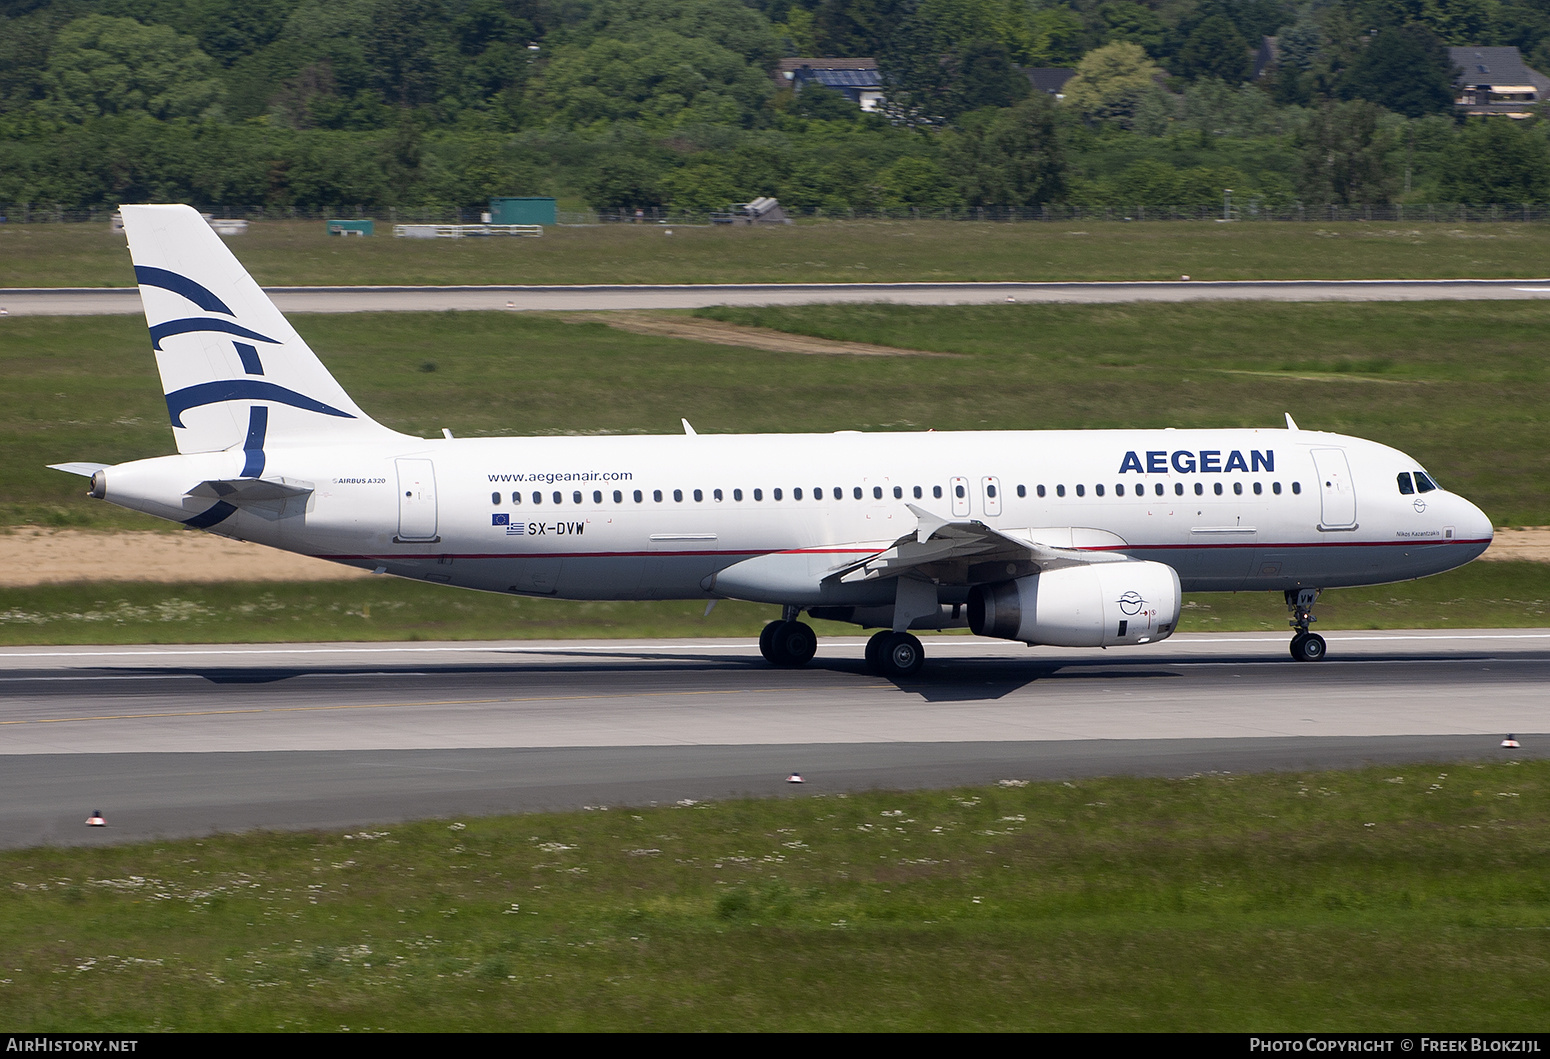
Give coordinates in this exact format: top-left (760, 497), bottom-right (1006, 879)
top-left (772, 621), bottom-right (818, 667)
top-left (759, 620), bottom-right (786, 665)
top-left (1298, 632), bottom-right (1327, 662)
top-left (1289, 632), bottom-right (1308, 661)
top-left (880, 632), bottom-right (925, 679)
top-left (864, 630), bottom-right (892, 674)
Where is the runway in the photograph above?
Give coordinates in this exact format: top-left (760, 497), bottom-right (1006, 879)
top-left (0, 630), bottom-right (1544, 847)
top-left (8, 278), bottom-right (1550, 316)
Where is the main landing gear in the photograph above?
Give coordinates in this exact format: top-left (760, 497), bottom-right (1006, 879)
top-left (759, 612), bottom-right (817, 668)
top-left (864, 630), bottom-right (925, 679)
top-left (757, 611), bottom-right (928, 679)
top-left (1286, 587), bottom-right (1327, 662)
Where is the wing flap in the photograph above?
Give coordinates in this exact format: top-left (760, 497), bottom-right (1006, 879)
top-left (835, 505), bottom-right (1132, 584)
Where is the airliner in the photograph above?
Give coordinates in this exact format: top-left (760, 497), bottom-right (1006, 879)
top-left (50, 205), bottom-right (1495, 676)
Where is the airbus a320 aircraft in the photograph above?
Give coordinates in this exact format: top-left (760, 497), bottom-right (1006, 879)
top-left (51, 205), bottom-right (1495, 677)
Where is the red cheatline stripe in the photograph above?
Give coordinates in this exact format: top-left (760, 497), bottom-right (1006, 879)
top-left (312, 539), bottom-right (1491, 562)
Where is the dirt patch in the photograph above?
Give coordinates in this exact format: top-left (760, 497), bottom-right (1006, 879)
top-left (0, 525), bottom-right (1542, 587)
top-left (585, 311), bottom-right (953, 357)
top-left (1477, 527), bottom-right (1550, 563)
top-left (0, 528), bottom-right (369, 586)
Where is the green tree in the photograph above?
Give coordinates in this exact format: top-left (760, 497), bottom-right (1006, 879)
top-left (946, 93), bottom-right (1065, 208)
top-left (1296, 100), bottom-right (1396, 204)
top-left (1098, 1), bottom-right (1168, 57)
top-left (38, 15), bottom-right (227, 122)
top-left (1062, 42), bottom-right (1165, 126)
top-left (1175, 14), bottom-right (1251, 83)
top-left (1339, 25), bottom-right (1455, 119)
top-left (1439, 119), bottom-right (1550, 203)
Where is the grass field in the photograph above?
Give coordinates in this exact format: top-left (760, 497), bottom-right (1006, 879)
top-left (0, 560), bottom-right (1546, 645)
top-left (7, 219), bottom-right (1550, 288)
top-left (3, 763), bottom-right (1545, 1031)
top-left (3, 300), bottom-right (1546, 529)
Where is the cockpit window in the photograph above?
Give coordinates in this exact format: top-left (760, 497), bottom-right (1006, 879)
top-left (1414, 471), bottom-right (1438, 493)
top-left (1396, 473), bottom-right (1415, 495)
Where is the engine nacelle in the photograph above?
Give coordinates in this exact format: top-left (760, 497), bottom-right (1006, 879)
top-left (968, 561), bottom-right (1181, 647)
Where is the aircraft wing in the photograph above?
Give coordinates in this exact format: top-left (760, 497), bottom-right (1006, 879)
top-left (833, 504), bottom-right (1131, 585)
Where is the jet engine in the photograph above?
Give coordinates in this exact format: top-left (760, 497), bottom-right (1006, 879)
top-left (967, 561), bottom-right (1181, 647)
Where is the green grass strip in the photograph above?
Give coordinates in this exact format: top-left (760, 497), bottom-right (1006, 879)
top-left (3, 763), bottom-right (1546, 1030)
top-left (10, 219), bottom-right (1550, 287)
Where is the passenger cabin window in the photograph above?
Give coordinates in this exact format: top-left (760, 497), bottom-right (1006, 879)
top-left (1272, 483), bottom-right (1281, 495)
top-left (793, 488), bottom-right (803, 500)
top-left (553, 491), bottom-right (562, 504)
top-left (512, 492), bottom-right (521, 504)
top-left (1233, 482), bottom-right (1242, 496)
top-left (573, 490), bottom-right (583, 504)
top-left (1175, 483), bottom-right (1183, 495)
top-left (1094, 484), bottom-right (1104, 497)
top-left (954, 484), bottom-right (965, 499)
top-left (933, 486), bottom-right (943, 499)
top-left (1292, 482), bottom-right (1302, 494)
top-left (1075, 485), bottom-right (1085, 497)
top-left (913, 486), bottom-right (923, 499)
top-left (1414, 472), bottom-right (1438, 493)
top-left (593, 490), bottom-right (602, 503)
top-left (1018, 485), bottom-right (1027, 498)
top-left (614, 490), bottom-right (623, 503)
top-left (653, 489), bottom-right (663, 502)
top-left (774, 488), bottom-right (783, 500)
top-left (754, 489), bottom-right (763, 501)
top-left (874, 486), bottom-right (883, 499)
top-left (1213, 483), bottom-right (1223, 496)
top-left (1252, 482), bottom-right (1261, 495)
top-left (714, 488), bottom-right (723, 501)
top-left (532, 491), bottom-right (542, 505)
top-left (853, 486), bottom-right (863, 500)
top-left (734, 489), bottom-right (743, 501)
top-left (694, 489), bottom-right (703, 502)
top-left (491, 492), bottom-right (500, 505)
top-left (1194, 483), bottom-right (1203, 496)
top-left (633, 489), bottom-right (643, 503)
top-left (1115, 484), bottom-right (1124, 497)
top-left (1056, 485), bottom-right (1065, 497)
top-left (893, 486), bottom-right (903, 499)
top-left (1035, 485), bottom-right (1045, 498)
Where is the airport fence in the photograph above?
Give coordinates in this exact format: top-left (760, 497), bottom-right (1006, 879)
top-left (8, 202), bottom-right (1550, 226)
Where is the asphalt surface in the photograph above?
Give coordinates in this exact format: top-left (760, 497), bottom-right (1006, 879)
top-left (8, 278), bottom-right (1550, 316)
top-left (1, 630), bottom-right (1544, 848)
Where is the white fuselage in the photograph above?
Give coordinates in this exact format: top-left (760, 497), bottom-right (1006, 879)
top-left (100, 426), bottom-right (1494, 604)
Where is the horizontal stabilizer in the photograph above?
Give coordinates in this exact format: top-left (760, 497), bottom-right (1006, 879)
top-left (48, 462), bottom-right (108, 478)
top-left (187, 477), bottom-right (314, 503)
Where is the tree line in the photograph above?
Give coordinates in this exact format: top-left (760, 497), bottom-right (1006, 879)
top-left (2, 0), bottom-right (1550, 216)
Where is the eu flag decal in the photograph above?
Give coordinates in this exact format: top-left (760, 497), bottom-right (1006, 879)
top-left (492, 513), bottom-right (509, 526)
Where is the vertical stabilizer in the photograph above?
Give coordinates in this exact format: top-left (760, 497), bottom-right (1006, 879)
top-left (120, 204), bottom-right (403, 456)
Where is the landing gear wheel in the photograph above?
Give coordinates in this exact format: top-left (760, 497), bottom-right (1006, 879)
top-left (759, 620), bottom-right (785, 664)
top-left (1290, 632), bottom-right (1327, 663)
top-left (864, 630), bottom-right (892, 674)
top-left (878, 632), bottom-right (925, 679)
top-left (762, 620), bottom-right (817, 668)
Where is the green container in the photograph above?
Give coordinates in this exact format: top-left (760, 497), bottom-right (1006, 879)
top-left (488, 197), bottom-right (556, 226)
top-left (326, 219), bottom-right (374, 236)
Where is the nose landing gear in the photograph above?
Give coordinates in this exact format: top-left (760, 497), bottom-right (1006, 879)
top-left (1286, 588), bottom-right (1327, 662)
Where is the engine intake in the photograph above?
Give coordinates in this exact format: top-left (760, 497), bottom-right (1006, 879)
top-left (968, 561), bottom-right (1181, 647)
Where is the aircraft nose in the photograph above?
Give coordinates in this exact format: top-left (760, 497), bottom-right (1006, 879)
top-left (1460, 497), bottom-right (1494, 547)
